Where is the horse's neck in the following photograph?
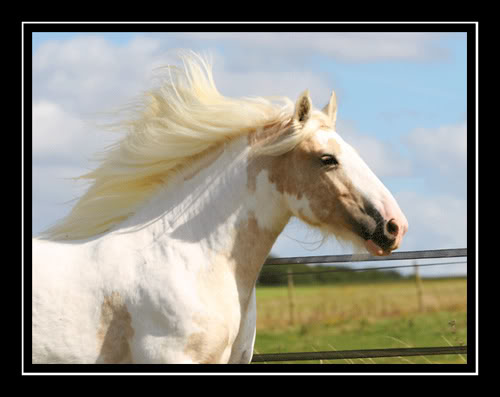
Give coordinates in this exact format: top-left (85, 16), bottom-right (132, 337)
top-left (119, 136), bottom-right (291, 301)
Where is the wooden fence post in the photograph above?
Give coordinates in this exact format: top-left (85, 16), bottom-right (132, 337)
top-left (414, 260), bottom-right (424, 312)
top-left (287, 267), bottom-right (296, 325)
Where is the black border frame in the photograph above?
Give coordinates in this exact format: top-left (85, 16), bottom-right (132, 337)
top-left (22, 21), bottom-right (478, 376)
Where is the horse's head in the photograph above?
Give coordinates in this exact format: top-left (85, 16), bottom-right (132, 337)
top-left (267, 90), bottom-right (408, 256)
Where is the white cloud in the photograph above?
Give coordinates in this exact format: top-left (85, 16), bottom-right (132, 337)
top-left (33, 35), bottom-right (170, 114)
top-left (32, 163), bottom-right (90, 235)
top-left (32, 98), bottom-right (121, 236)
top-left (32, 101), bottom-right (115, 166)
top-left (405, 121), bottom-right (467, 199)
top-left (415, 121), bottom-right (467, 157)
top-left (216, 68), bottom-right (332, 104)
top-left (395, 190), bottom-right (467, 251)
top-left (33, 101), bottom-right (84, 161)
top-left (306, 32), bottom-right (449, 62)
top-left (408, 121), bottom-right (467, 165)
top-left (179, 32), bottom-right (450, 63)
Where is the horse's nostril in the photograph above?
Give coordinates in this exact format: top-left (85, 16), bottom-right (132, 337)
top-left (386, 219), bottom-right (399, 236)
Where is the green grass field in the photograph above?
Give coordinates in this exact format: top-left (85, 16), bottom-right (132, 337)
top-left (253, 278), bottom-right (467, 364)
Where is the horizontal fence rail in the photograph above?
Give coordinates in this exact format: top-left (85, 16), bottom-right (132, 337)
top-left (263, 248), bottom-right (467, 266)
top-left (259, 260), bottom-right (467, 279)
top-left (251, 346), bottom-right (467, 363)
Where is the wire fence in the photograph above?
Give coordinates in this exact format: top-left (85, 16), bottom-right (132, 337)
top-left (251, 248), bottom-right (468, 363)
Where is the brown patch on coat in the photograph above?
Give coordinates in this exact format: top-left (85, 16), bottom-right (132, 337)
top-left (97, 291), bottom-right (135, 364)
top-left (232, 213), bottom-right (282, 303)
top-left (184, 313), bottom-right (232, 364)
top-left (184, 332), bottom-right (207, 362)
top-left (246, 155), bottom-right (273, 193)
top-left (229, 214), bottom-right (287, 357)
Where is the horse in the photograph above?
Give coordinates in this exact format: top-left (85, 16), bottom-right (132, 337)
top-left (32, 52), bottom-right (408, 364)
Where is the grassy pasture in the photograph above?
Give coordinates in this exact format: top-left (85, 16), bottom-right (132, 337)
top-left (253, 278), bottom-right (467, 364)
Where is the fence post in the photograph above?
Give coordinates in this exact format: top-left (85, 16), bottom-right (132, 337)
top-left (287, 267), bottom-right (295, 325)
top-left (414, 260), bottom-right (424, 312)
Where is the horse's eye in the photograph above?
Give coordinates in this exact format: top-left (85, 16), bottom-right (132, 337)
top-left (320, 154), bottom-right (339, 167)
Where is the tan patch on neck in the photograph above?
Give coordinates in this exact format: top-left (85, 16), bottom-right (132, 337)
top-left (97, 291), bottom-right (135, 363)
top-left (232, 212), bottom-right (282, 301)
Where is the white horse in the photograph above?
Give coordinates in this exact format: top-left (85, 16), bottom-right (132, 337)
top-left (32, 52), bottom-right (408, 364)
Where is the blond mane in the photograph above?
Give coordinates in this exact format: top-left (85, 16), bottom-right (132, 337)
top-left (40, 51), bottom-right (311, 241)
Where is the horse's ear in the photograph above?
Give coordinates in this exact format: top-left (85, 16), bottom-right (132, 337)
top-left (322, 90), bottom-right (337, 129)
top-left (293, 90), bottom-right (312, 125)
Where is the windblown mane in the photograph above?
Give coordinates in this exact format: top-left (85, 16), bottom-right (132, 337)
top-left (41, 51), bottom-right (305, 241)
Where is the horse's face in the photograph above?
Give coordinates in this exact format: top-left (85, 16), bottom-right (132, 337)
top-left (278, 90), bottom-right (408, 256)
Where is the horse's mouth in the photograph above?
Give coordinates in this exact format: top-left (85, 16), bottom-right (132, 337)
top-left (363, 239), bottom-right (397, 257)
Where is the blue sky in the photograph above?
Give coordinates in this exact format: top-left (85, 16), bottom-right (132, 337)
top-left (31, 31), bottom-right (469, 276)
